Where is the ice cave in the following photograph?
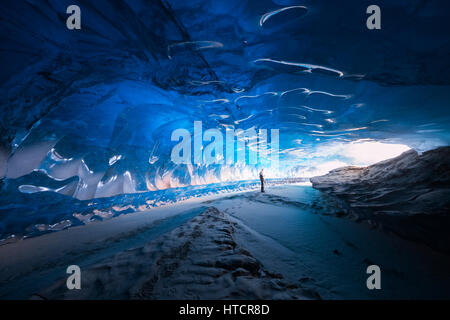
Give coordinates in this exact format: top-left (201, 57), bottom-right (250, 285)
top-left (0, 0), bottom-right (449, 300)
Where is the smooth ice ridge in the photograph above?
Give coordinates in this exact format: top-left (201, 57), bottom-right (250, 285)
top-left (259, 6), bottom-right (308, 27)
top-left (168, 41), bottom-right (223, 59)
top-left (253, 59), bottom-right (345, 77)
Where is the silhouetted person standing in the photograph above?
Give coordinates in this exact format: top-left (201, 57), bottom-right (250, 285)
top-left (259, 169), bottom-right (265, 193)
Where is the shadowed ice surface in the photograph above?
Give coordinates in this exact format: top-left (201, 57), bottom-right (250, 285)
top-left (213, 186), bottom-right (450, 299)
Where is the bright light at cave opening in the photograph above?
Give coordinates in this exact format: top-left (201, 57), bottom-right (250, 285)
top-left (290, 141), bottom-right (412, 178)
top-left (344, 141), bottom-right (411, 166)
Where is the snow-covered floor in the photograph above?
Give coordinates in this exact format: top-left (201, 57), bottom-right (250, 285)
top-left (1, 185), bottom-right (450, 299)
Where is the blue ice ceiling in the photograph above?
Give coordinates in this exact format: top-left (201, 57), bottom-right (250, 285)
top-left (1, 0), bottom-right (450, 201)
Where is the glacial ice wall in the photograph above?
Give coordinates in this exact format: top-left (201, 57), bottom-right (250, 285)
top-left (0, 0), bottom-right (450, 236)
